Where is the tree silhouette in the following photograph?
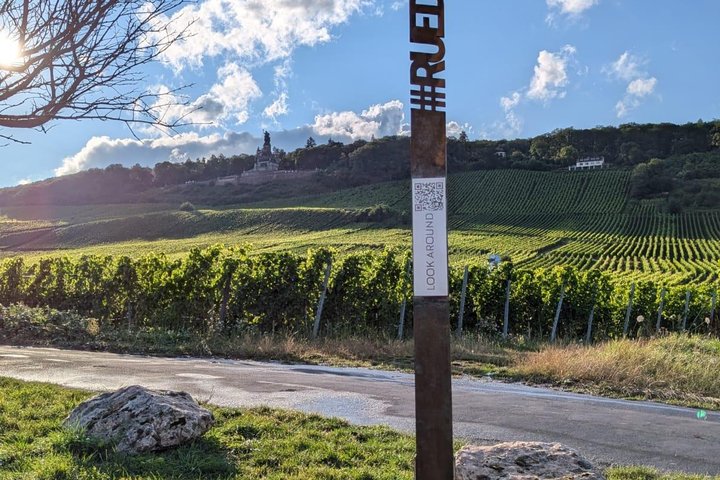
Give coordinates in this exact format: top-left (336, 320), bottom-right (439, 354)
top-left (0, 0), bottom-right (191, 144)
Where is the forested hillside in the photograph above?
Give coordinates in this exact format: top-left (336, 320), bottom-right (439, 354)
top-left (2, 120), bottom-right (718, 207)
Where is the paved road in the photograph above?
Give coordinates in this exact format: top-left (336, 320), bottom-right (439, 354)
top-left (1, 345), bottom-right (718, 474)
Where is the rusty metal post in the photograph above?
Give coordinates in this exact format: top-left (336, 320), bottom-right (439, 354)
top-left (410, 1), bottom-right (453, 479)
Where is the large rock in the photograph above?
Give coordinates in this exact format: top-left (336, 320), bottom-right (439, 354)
top-left (455, 442), bottom-right (604, 480)
top-left (64, 385), bottom-right (214, 454)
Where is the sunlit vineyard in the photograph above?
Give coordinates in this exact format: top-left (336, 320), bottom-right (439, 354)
top-left (1, 169), bottom-right (719, 286)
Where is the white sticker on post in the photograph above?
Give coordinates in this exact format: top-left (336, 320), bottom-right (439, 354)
top-left (412, 177), bottom-right (449, 297)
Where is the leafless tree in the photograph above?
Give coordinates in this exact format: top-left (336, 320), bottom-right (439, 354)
top-left (0, 0), bottom-right (191, 144)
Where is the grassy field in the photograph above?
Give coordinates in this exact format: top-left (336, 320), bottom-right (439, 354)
top-left (1, 169), bottom-right (720, 286)
top-left (0, 377), bottom-right (717, 480)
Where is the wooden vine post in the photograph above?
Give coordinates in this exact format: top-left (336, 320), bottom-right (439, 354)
top-left (502, 278), bottom-right (511, 339)
top-left (456, 265), bottom-right (469, 337)
top-left (550, 280), bottom-right (566, 343)
top-left (312, 259), bottom-right (332, 339)
top-left (623, 282), bottom-right (635, 337)
top-left (656, 287), bottom-right (666, 333)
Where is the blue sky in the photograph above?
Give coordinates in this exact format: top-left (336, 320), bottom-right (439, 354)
top-left (1, 0), bottom-right (719, 187)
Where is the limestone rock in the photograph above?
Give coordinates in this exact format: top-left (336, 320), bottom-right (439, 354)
top-left (64, 385), bottom-right (214, 454)
top-left (455, 441), bottom-right (604, 480)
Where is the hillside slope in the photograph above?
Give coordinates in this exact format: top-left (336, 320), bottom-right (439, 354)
top-left (1, 169), bottom-right (719, 285)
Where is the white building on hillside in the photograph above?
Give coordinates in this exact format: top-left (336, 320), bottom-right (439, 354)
top-left (568, 156), bottom-right (606, 171)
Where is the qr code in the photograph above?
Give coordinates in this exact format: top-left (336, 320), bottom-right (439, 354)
top-left (414, 181), bottom-right (444, 211)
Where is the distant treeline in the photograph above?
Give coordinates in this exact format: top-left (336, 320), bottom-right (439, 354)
top-left (2, 120), bottom-right (718, 206)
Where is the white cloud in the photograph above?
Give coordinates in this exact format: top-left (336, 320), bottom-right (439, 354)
top-left (496, 92), bottom-right (523, 138)
top-left (55, 132), bottom-right (262, 176)
top-left (312, 100), bottom-right (405, 141)
top-left (626, 77), bottom-right (657, 97)
top-left (155, 0), bottom-right (374, 71)
top-left (17, 178), bottom-right (32, 185)
top-left (391, 0), bottom-right (407, 10)
top-left (527, 45), bottom-right (576, 102)
top-left (144, 63), bottom-right (262, 134)
top-left (446, 121), bottom-right (473, 139)
top-left (616, 77), bottom-right (657, 118)
top-left (603, 52), bottom-right (644, 81)
top-left (546, 0), bottom-right (599, 21)
top-left (56, 100), bottom-right (409, 175)
top-left (500, 92), bottom-right (521, 111)
top-left (263, 60), bottom-right (292, 121)
top-left (263, 93), bottom-right (289, 121)
top-left (208, 63), bottom-right (263, 124)
top-left (605, 52), bottom-right (658, 118)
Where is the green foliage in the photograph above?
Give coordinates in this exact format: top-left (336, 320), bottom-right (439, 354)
top-left (1, 246), bottom-right (718, 342)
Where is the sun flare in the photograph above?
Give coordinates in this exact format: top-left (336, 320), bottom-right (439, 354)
top-left (0, 29), bottom-right (23, 69)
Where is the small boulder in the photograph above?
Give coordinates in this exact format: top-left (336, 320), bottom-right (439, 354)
top-left (455, 441), bottom-right (604, 480)
top-left (64, 385), bottom-right (214, 454)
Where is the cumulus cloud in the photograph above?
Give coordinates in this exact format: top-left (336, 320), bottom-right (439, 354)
top-left (491, 45), bottom-right (576, 138)
top-left (55, 132), bottom-right (263, 176)
top-left (56, 100), bottom-right (412, 175)
top-left (154, 0), bottom-right (374, 71)
top-left (605, 51), bottom-right (658, 118)
top-left (546, 0), bottom-right (599, 22)
top-left (145, 64), bottom-right (262, 133)
top-left (446, 121), bottom-right (473, 139)
top-left (312, 100), bottom-right (405, 141)
top-left (527, 45), bottom-right (576, 101)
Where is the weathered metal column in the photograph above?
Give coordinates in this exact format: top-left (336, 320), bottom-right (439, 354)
top-left (409, 1), bottom-right (453, 479)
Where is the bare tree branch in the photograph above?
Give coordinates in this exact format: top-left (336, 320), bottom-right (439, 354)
top-left (0, 0), bottom-right (193, 141)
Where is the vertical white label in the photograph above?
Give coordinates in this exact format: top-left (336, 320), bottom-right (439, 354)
top-left (412, 177), bottom-right (448, 297)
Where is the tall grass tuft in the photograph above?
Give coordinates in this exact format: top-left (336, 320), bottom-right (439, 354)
top-left (513, 334), bottom-right (720, 408)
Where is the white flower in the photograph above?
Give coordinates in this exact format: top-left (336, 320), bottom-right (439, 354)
top-left (705, 317), bottom-right (711, 325)
top-left (636, 315), bottom-right (645, 323)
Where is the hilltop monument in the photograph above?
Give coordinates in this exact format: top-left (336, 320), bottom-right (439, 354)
top-left (251, 131), bottom-right (280, 173)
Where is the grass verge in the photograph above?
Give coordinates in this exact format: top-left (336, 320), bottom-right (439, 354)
top-left (1, 304), bottom-right (719, 410)
top-left (0, 376), bottom-right (415, 479)
top-left (512, 336), bottom-right (720, 410)
top-left (1, 377), bottom-right (718, 480)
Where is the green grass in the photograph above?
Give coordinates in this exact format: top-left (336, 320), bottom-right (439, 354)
top-left (607, 466), bottom-right (720, 480)
top-left (0, 377), bottom-right (415, 479)
top-left (1, 377), bottom-right (717, 480)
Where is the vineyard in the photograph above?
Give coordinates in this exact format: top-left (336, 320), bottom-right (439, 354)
top-left (0, 247), bottom-right (717, 341)
top-left (0, 169), bottom-right (719, 287)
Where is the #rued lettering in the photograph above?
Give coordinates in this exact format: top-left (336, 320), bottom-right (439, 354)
top-left (410, 0), bottom-right (445, 111)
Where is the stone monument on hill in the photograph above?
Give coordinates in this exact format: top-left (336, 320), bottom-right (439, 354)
top-left (251, 131), bottom-right (280, 173)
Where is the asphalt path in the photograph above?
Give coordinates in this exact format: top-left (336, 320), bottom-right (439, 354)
top-left (1, 345), bottom-right (718, 474)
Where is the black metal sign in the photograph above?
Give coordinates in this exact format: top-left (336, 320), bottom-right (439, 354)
top-left (410, 1), bottom-right (453, 479)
